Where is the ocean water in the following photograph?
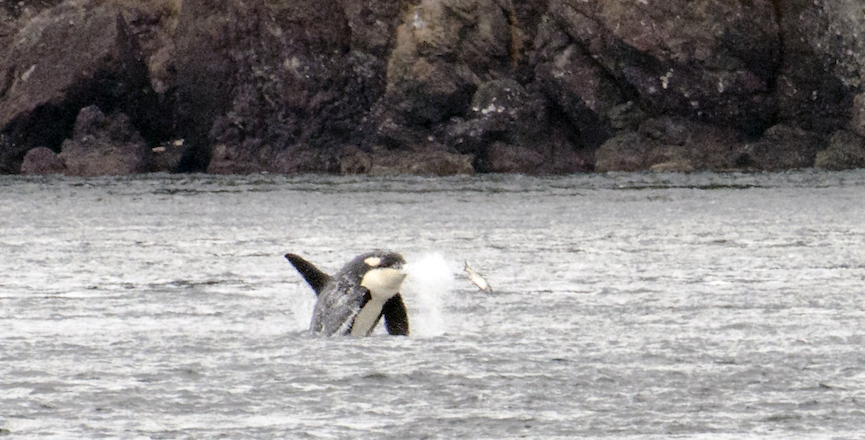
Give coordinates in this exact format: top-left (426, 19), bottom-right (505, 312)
top-left (1, 171), bottom-right (864, 438)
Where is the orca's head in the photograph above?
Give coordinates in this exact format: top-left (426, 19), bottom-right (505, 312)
top-left (358, 250), bottom-right (405, 271)
top-left (350, 250), bottom-right (407, 301)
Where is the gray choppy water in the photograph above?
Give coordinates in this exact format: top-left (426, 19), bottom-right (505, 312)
top-left (2, 171), bottom-right (865, 438)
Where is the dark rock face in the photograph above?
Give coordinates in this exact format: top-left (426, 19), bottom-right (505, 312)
top-left (0, 0), bottom-right (155, 173)
top-left (441, 79), bottom-right (570, 174)
top-left (4, 0), bottom-right (865, 175)
top-left (775, 0), bottom-right (865, 134)
top-left (0, 9), bottom-right (18, 57)
top-left (378, 1), bottom-right (592, 174)
top-left (595, 116), bottom-right (742, 172)
top-left (381, 0), bottom-right (508, 127)
top-left (540, 0), bottom-right (779, 136)
top-left (340, 0), bottom-right (402, 57)
top-left (176, 0), bottom-right (373, 174)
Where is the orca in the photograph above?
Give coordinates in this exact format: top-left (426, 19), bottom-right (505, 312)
top-left (286, 251), bottom-right (409, 337)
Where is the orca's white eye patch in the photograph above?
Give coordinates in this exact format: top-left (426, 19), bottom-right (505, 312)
top-left (364, 257), bottom-right (382, 267)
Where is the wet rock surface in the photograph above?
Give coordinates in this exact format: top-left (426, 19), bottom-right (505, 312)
top-left (4, 0), bottom-right (865, 175)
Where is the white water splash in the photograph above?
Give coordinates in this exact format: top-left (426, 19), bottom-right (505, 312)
top-left (403, 252), bottom-right (455, 338)
top-left (285, 283), bottom-right (317, 332)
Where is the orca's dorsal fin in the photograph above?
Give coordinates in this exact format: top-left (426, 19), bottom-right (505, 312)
top-left (285, 253), bottom-right (330, 295)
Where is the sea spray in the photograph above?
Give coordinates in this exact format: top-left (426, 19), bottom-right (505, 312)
top-left (403, 252), bottom-right (455, 338)
top-left (278, 282), bottom-right (318, 333)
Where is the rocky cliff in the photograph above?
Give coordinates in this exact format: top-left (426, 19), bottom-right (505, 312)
top-left (3, 0), bottom-right (865, 176)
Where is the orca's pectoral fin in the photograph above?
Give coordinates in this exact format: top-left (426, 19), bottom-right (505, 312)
top-left (382, 293), bottom-right (409, 336)
top-left (285, 253), bottom-right (330, 295)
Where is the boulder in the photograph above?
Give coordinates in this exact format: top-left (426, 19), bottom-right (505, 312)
top-left (594, 131), bottom-right (646, 173)
top-left (595, 116), bottom-right (743, 172)
top-left (20, 147), bottom-right (65, 175)
top-left (59, 106), bottom-right (151, 176)
top-left (486, 141), bottom-right (546, 174)
top-left (738, 124), bottom-right (824, 171)
top-left (814, 130), bottom-right (865, 170)
top-left (0, 0), bottom-right (151, 173)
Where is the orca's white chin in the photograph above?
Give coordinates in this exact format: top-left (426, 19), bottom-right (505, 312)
top-left (361, 267), bottom-right (407, 301)
top-left (351, 269), bottom-right (408, 337)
